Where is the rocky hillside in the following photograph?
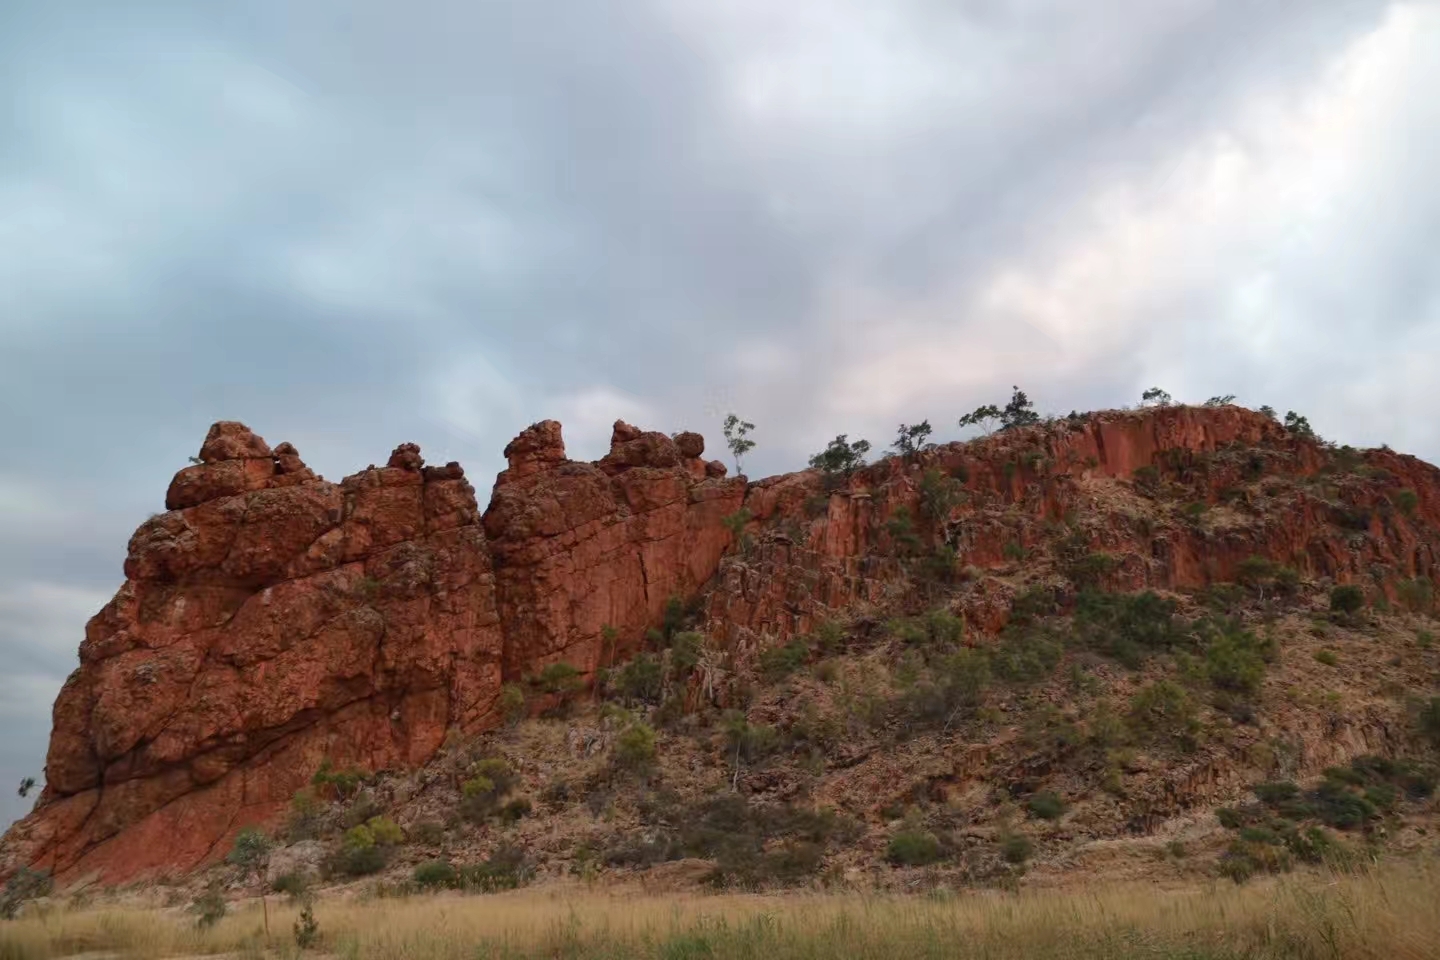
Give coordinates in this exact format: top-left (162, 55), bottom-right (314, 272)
top-left (3, 403), bottom-right (1439, 891)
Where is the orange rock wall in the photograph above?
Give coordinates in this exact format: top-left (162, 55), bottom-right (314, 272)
top-left (5, 407), bottom-right (1438, 885)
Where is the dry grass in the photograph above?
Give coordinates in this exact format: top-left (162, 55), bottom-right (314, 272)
top-left (4, 860), bottom-right (1438, 960)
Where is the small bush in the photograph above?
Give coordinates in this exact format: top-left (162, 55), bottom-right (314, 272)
top-left (413, 859), bottom-right (458, 890)
top-left (1127, 681), bottom-right (1200, 753)
top-left (1416, 697), bottom-right (1440, 750)
top-left (1074, 590), bottom-right (1184, 668)
top-left (1202, 620), bottom-right (1273, 696)
top-left (1397, 578), bottom-right (1434, 614)
top-left (294, 903), bottom-right (320, 949)
top-left (1253, 781), bottom-right (1300, 805)
top-left (190, 882), bottom-right (227, 929)
top-left (366, 815), bottom-right (404, 847)
top-left (412, 820), bottom-right (446, 845)
top-left (271, 871), bottom-right (310, 902)
top-left (613, 652), bottom-right (664, 704)
top-left (1, 867), bottom-right (54, 920)
top-left (343, 823), bottom-right (376, 851)
top-left (886, 829), bottom-right (943, 866)
top-left (499, 683), bottom-right (527, 724)
top-left (614, 722), bottom-right (658, 771)
top-left (534, 661), bottom-right (584, 695)
top-left (458, 845), bottom-right (530, 892)
top-left (311, 759), bottom-right (364, 802)
top-left (1314, 649), bottom-right (1339, 667)
top-left (1394, 489), bottom-right (1419, 517)
top-left (1000, 832), bottom-right (1033, 864)
top-left (758, 639), bottom-right (810, 680)
top-left (1026, 791), bottom-right (1066, 820)
top-left (329, 843), bottom-right (387, 878)
top-left (500, 798), bottom-right (533, 824)
top-left (1330, 585), bottom-right (1365, 615)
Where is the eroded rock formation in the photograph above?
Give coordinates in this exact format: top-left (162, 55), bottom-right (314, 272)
top-left (1, 419), bottom-right (744, 884)
top-left (4, 406), bottom-right (1437, 885)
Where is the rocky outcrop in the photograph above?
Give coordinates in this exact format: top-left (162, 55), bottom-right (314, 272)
top-left (483, 421), bottom-right (746, 677)
top-left (2, 419), bottom-right (745, 884)
top-left (703, 406), bottom-right (1440, 645)
top-left (4, 405), bottom-right (1438, 885)
top-left (2, 427), bottom-right (502, 884)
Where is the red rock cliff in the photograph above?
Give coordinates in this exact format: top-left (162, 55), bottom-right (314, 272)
top-left (1, 419), bottom-right (743, 884)
top-left (4, 407), bottom-right (1437, 884)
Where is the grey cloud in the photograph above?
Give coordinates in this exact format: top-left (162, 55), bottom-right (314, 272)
top-left (2, 0), bottom-right (1435, 828)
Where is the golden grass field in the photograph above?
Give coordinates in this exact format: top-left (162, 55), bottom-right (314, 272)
top-left (3, 860), bottom-right (1437, 960)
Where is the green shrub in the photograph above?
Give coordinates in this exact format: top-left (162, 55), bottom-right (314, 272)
top-left (1397, 578), bottom-right (1434, 614)
top-left (343, 823), bottom-right (376, 850)
top-left (1000, 831), bottom-right (1033, 864)
top-left (1252, 781), bottom-right (1300, 805)
top-left (758, 639), bottom-right (810, 680)
top-left (499, 683), bottom-right (527, 724)
top-left (1394, 489), bottom-right (1419, 517)
top-left (1068, 552), bottom-right (1118, 588)
top-left (886, 506), bottom-right (923, 556)
top-left (1, 866), bottom-right (54, 920)
top-left (1075, 590), bottom-right (1184, 668)
top-left (669, 631), bottom-right (705, 675)
top-left (294, 903), bottom-right (320, 949)
top-left (809, 434), bottom-right (872, 479)
top-left (1132, 465), bottom-right (1160, 490)
top-left (412, 820), bottom-right (446, 845)
top-left (614, 722), bottom-right (658, 771)
top-left (413, 859), bottom-right (458, 890)
top-left (1330, 584), bottom-right (1365, 615)
top-left (458, 845), bottom-right (530, 892)
top-left (988, 628), bottom-right (1062, 685)
top-left (721, 712), bottom-right (782, 764)
top-left (534, 661), bottom-right (584, 695)
top-left (460, 758), bottom-right (519, 823)
top-left (1416, 697), bottom-right (1440, 750)
top-left (189, 882), bottom-right (227, 929)
top-left (366, 815), bottom-right (403, 847)
top-left (1202, 620), bottom-right (1273, 695)
top-left (1127, 681), bottom-right (1200, 753)
top-left (1314, 649), bottom-right (1339, 667)
top-left (329, 843), bottom-right (387, 878)
top-left (918, 468), bottom-right (962, 524)
top-left (500, 798), bottom-right (533, 824)
top-left (886, 829), bottom-right (942, 866)
top-left (271, 871), bottom-right (310, 902)
top-left (613, 652), bottom-right (664, 704)
top-left (311, 759), bottom-right (364, 802)
top-left (1026, 791), bottom-right (1066, 821)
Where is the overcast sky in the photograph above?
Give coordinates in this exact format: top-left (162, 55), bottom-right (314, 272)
top-left (3, 0), bottom-right (1438, 829)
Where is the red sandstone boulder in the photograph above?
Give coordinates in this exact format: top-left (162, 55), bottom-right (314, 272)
top-left (675, 431), bottom-right (705, 459)
top-left (198, 421), bottom-right (272, 463)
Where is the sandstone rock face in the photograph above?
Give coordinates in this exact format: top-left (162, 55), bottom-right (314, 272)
top-left (2, 430), bottom-right (505, 884)
top-left (5, 406), bottom-right (1438, 885)
top-left (2, 418), bottom-right (745, 885)
top-left (703, 406), bottom-right (1440, 646)
top-left (483, 420), bottom-right (746, 678)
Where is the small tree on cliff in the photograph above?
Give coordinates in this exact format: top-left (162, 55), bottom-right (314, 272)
top-left (227, 827), bottom-right (274, 937)
top-left (958, 404), bottom-right (1002, 435)
top-left (1141, 387), bottom-right (1172, 407)
top-left (17, 776), bottom-right (35, 799)
top-left (809, 434), bottom-right (871, 480)
top-left (722, 414), bottom-right (756, 475)
top-left (1000, 386), bottom-right (1040, 431)
top-left (892, 421), bottom-right (933, 459)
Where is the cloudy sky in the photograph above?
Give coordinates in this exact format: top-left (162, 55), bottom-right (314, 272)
top-left (2, 0), bottom-right (1438, 829)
